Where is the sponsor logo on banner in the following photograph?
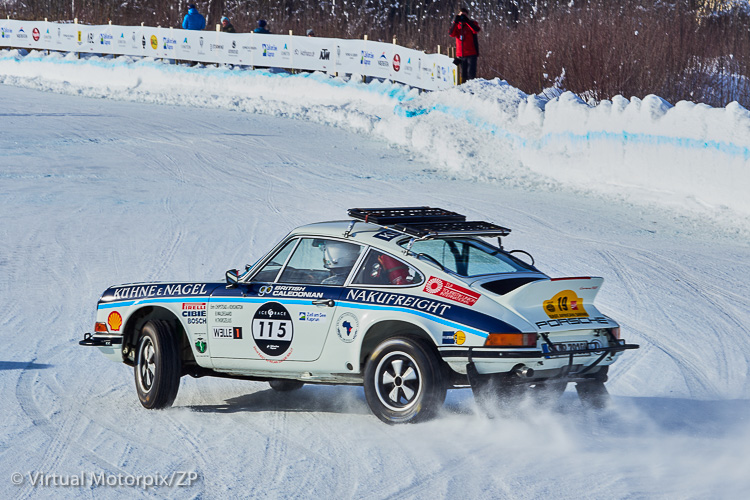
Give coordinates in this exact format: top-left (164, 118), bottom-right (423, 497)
top-left (1, 28), bottom-right (13, 39)
top-left (378, 52), bottom-right (389, 67)
top-left (100, 33), bottom-right (113, 46)
top-left (32, 27), bottom-right (40, 41)
top-left (320, 48), bottom-right (330, 60)
top-left (262, 43), bottom-right (277, 57)
top-left (87, 32), bottom-right (94, 44)
top-left (392, 54), bottom-right (400, 71)
top-left (150, 35), bottom-right (158, 49)
top-left (162, 37), bottom-right (176, 50)
top-left (423, 277), bottom-right (480, 306)
top-left (542, 290), bottom-right (589, 319)
top-left (107, 311), bottom-right (123, 331)
top-left (361, 50), bottom-right (374, 66)
top-left (17, 27), bottom-right (28, 39)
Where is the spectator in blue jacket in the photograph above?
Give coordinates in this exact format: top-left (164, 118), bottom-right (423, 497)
top-left (182, 4), bottom-right (206, 31)
top-left (253, 19), bottom-right (271, 34)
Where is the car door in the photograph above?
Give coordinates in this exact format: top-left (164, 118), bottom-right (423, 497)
top-left (208, 237), bottom-right (364, 363)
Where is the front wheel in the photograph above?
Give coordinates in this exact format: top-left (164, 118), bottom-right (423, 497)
top-left (364, 337), bottom-right (446, 424)
top-left (134, 320), bottom-right (181, 409)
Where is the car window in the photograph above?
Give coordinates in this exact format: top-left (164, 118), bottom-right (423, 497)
top-left (252, 239), bottom-right (297, 282)
top-left (278, 238), bottom-right (363, 286)
top-left (403, 238), bottom-right (532, 277)
top-left (352, 249), bottom-right (423, 286)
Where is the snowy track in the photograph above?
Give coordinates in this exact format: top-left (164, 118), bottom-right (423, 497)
top-left (1, 85), bottom-right (750, 498)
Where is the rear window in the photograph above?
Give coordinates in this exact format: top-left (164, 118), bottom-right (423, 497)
top-left (402, 238), bottom-right (533, 277)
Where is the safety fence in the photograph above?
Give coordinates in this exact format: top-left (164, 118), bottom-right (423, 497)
top-left (0, 18), bottom-right (457, 91)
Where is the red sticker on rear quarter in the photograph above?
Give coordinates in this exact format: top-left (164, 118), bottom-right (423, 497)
top-left (423, 277), bottom-right (480, 306)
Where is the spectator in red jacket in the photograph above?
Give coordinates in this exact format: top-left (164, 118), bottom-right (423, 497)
top-left (449, 7), bottom-right (481, 82)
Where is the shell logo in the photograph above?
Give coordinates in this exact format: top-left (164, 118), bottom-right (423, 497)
top-left (108, 311), bottom-right (123, 331)
top-left (150, 35), bottom-right (158, 49)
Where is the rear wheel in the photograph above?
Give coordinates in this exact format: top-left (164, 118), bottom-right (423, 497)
top-left (134, 320), bottom-right (181, 409)
top-left (269, 379), bottom-right (304, 392)
top-left (364, 337), bottom-right (446, 424)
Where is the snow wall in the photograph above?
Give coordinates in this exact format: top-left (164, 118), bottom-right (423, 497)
top-left (0, 49), bottom-right (748, 220)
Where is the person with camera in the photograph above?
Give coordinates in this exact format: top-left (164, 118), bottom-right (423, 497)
top-left (449, 7), bottom-right (481, 82)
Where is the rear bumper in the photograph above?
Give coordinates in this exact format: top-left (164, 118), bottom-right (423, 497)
top-left (440, 341), bottom-right (640, 376)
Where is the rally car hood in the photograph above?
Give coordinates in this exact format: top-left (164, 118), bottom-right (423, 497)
top-left (476, 276), bottom-right (615, 331)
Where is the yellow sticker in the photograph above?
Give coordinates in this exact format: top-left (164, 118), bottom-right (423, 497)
top-left (107, 311), bottom-right (123, 331)
top-left (543, 290), bottom-right (588, 319)
top-left (454, 331), bottom-right (466, 345)
top-left (150, 35), bottom-right (158, 50)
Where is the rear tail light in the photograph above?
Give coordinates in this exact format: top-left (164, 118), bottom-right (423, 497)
top-left (609, 327), bottom-right (621, 340)
top-left (94, 322), bottom-right (108, 333)
top-left (484, 333), bottom-right (537, 347)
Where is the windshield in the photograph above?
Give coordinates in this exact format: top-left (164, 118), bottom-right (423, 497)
top-left (402, 238), bottom-right (533, 277)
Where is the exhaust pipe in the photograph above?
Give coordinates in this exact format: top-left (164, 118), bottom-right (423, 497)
top-left (513, 365), bottom-right (534, 378)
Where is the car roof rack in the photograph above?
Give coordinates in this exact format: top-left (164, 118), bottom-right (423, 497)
top-left (346, 207), bottom-right (512, 239)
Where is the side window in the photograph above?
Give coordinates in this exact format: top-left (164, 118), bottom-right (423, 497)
top-left (278, 238), bottom-right (363, 286)
top-left (353, 249), bottom-right (423, 286)
top-left (252, 239), bottom-right (297, 282)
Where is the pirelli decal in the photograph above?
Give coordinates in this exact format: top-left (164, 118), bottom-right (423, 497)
top-left (345, 289), bottom-right (452, 316)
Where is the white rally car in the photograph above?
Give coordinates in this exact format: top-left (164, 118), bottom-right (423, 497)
top-left (81, 207), bottom-right (638, 423)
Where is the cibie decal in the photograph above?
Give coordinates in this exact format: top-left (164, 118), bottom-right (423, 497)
top-left (336, 313), bottom-right (359, 343)
top-left (107, 311), bottom-right (122, 331)
top-left (252, 302), bottom-right (293, 356)
top-left (423, 277), bottom-right (480, 306)
top-left (543, 290), bottom-right (589, 319)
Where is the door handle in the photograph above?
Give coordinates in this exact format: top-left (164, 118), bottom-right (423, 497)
top-left (312, 299), bottom-right (336, 307)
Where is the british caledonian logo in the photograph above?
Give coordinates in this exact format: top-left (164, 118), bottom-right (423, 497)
top-left (543, 290), bottom-right (589, 319)
top-left (423, 277), bottom-right (480, 306)
top-left (107, 311), bottom-right (122, 331)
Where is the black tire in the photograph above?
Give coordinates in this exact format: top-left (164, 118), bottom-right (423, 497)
top-left (134, 320), bottom-right (181, 409)
top-left (575, 380), bottom-right (610, 409)
top-left (269, 379), bottom-right (304, 392)
top-left (364, 337), bottom-right (446, 424)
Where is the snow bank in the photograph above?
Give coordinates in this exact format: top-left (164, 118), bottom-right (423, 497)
top-left (2, 49), bottom-right (748, 220)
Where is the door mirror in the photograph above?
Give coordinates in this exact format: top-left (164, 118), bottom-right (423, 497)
top-left (225, 269), bottom-right (239, 288)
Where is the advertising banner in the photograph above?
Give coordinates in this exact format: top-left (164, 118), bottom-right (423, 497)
top-left (0, 19), bottom-right (456, 90)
